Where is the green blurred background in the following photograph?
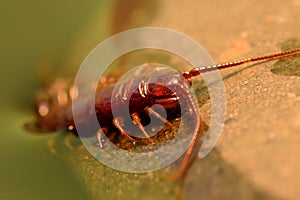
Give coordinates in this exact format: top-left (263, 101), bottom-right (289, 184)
top-left (0, 1), bottom-right (115, 199)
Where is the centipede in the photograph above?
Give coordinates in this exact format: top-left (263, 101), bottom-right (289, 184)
top-left (25, 47), bottom-right (300, 179)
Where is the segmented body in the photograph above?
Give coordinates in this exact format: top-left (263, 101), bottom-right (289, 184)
top-left (31, 64), bottom-right (197, 142)
top-left (27, 48), bottom-right (300, 179)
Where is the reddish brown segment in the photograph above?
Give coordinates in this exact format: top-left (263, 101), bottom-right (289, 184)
top-left (27, 47), bottom-right (300, 179)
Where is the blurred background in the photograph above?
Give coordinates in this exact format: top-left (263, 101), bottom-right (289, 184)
top-left (1, 0), bottom-right (299, 199)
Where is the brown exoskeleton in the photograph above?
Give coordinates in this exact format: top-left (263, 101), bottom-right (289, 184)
top-left (26, 48), bottom-right (300, 179)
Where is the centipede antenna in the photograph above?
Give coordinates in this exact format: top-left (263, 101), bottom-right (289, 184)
top-left (182, 48), bottom-right (300, 79)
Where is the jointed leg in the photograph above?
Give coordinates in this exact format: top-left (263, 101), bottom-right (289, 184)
top-left (47, 138), bottom-right (57, 156)
top-left (145, 106), bottom-right (172, 126)
top-left (131, 112), bottom-right (153, 144)
top-left (96, 127), bottom-right (108, 148)
top-left (64, 134), bottom-right (76, 150)
top-left (113, 117), bottom-right (136, 143)
top-left (169, 116), bottom-right (203, 180)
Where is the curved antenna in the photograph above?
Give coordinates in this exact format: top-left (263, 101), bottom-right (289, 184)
top-left (183, 48), bottom-right (300, 79)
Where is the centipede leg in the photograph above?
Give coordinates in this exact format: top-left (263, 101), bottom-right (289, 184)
top-left (144, 106), bottom-right (172, 126)
top-left (96, 128), bottom-right (108, 148)
top-left (47, 138), bottom-right (58, 156)
top-left (170, 115), bottom-right (203, 180)
top-left (64, 134), bottom-right (76, 150)
top-left (131, 112), bottom-right (153, 144)
top-left (113, 117), bottom-right (136, 143)
top-left (46, 137), bottom-right (69, 162)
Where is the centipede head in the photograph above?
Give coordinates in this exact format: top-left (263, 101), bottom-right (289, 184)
top-left (148, 83), bottom-right (180, 108)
